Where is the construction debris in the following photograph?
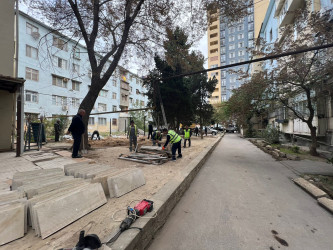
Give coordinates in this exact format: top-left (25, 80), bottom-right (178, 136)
top-left (118, 145), bottom-right (171, 165)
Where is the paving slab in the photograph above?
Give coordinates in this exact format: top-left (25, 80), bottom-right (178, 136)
top-left (92, 168), bottom-right (131, 196)
top-left (318, 197), bottom-right (333, 214)
top-left (64, 161), bottom-right (96, 175)
top-left (22, 152), bottom-right (59, 163)
top-left (0, 203), bottom-right (25, 245)
top-left (107, 168), bottom-right (145, 198)
top-left (34, 183), bottom-right (107, 239)
top-left (35, 157), bottom-right (77, 170)
top-left (293, 177), bottom-right (328, 198)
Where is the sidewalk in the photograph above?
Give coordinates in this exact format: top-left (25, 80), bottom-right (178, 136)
top-left (281, 159), bottom-right (333, 176)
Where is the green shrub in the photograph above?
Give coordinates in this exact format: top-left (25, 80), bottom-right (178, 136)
top-left (263, 126), bottom-right (279, 144)
top-left (290, 146), bottom-right (300, 153)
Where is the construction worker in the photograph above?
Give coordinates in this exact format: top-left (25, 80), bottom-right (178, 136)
top-left (91, 130), bottom-right (100, 140)
top-left (127, 120), bottom-right (138, 152)
top-left (152, 130), bottom-right (162, 146)
top-left (54, 120), bottom-right (61, 142)
top-left (148, 122), bottom-right (153, 139)
top-left (183, 125), bottom-right (191, 148)
top-left (162, 128), bottom-right (182, 161)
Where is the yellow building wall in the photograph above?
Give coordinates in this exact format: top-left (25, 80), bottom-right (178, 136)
top-left (254, 0), bottom-right (270, 40)
top-left (207, 9), bottom-right (221, 104)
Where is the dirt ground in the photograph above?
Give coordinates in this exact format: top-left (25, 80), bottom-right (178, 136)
top-left (2, 135), bottom-right (218, 250)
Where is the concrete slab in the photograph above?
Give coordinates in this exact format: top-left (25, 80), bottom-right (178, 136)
top-left (293, 177), bottom-right (328, 198)
top-left (0, 203), bottom-right (25, 246)
top-left (22, 152), bottom-right (59, 163)
top-left (318, 197), bottom-right (333, 214)
top-left (12, 172), bottom-right (65, 190)
top-left (34, 183), bottom-right (107, 239)
top-left (64, 161), bottom-right (95, 175)
top-left (283, 159), bottom-right (333, 175)
top-left (0, 198), bottom-right (28, 233)
top-left (92, 168), bottom-right (131, 196)
top-left (35, 157), bottom-right (77, 170)
top-left (107, 168), bottom-right (145, 198)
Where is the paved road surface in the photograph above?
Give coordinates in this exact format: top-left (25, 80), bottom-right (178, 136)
top-left (148, 134), bottom-right (333, 250)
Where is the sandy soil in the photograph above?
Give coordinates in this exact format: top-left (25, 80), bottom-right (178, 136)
top-left (2, 135), bottom-right (218, 250)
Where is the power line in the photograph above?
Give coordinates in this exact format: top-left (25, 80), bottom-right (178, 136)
top-left (157, 42), bottom-right (333, 81)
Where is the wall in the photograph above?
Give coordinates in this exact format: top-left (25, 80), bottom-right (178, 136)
top-left (0, 0), bottom-right (15, 151)
top-left (0, 0), bottom-right (14, 76)
top-left (0, 90), bottom-right (15, 150)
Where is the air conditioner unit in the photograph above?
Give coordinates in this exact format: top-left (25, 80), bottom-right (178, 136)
top-left (62, 105), bottom-right (68, 111)
top-left (31, 32), bottom-right (40, 39)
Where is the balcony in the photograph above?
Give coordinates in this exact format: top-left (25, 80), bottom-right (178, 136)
top-left (275, 0), bottom-right (305, 27)
top-left (120, 81), bottom-right (130, 91)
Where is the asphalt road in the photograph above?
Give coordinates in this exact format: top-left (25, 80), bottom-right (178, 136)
top-left (148, 134), bottom-right (333, 250)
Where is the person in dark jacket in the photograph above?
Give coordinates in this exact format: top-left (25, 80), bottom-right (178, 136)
top-left (194, 127), bottom-right (199, 137)
top-left (67, 109), bottom-right (86, 158)
top-left (152, 130), bottom-right (162, 146)
top-left (148, 122), bottom-right (153, 139)
top-left (54, 120), bottom-right (61, 142)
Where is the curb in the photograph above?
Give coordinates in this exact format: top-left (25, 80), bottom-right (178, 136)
top-left (292, 177), bottom-right (333, 215)
top-left (106, 134), bottom-right (224, 250)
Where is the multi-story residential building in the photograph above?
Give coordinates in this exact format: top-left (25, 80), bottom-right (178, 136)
top-left (18, 11), bottom-right (148, 133)
top-left (208, 1), bottom-right (270, 103)
top-left (257, 0), bottom-right (333, 149)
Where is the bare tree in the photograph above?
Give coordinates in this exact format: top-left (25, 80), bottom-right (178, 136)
top-left (257, 8), bottom-right (333, 155)
top-left (22, 0), bottom-right (249, 147)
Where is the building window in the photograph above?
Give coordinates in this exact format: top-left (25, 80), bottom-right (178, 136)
top-left (98, 103), bottom-right (107, 112)
top-left (221, 55), bottom-right (226, 62)
top-left (229, 27), bottom-right (235, 33)
top-left (220, 31), bottom-right (225, 38)
top-left (248, 23), bottom-right (254, 30)
top-left (248, 6), bottom-right (254, 13)
top-left (98, 117), bottom-right (107, 125)
top-left (248, 40), bottom-right (254, 48)
top-left (25, 91), bottom-right (38, 103)
top-left (26, 22), bottom-right (38, 35)
top-left (99, 89), bottom-right (108, 97)
top-left (112, 79), bottom-right (117, 87)
top-left (53, 36), bottom-right (68, 51)
top-left (237, 24), bottom-right (244, 31)
top-left (229, 36), bottom-right (235, 42)
top-left (25, 67), bottom-right (39, 81)
top-left (221, 80), bottom-right (226, 86)
top-left (72, 80), bottom-right (80, 91)
top-left (52, 95), bottom-right (67, 106)
top-left (112, 92), bottom-right (117, 99)
top-left (54, 56), bottom-right (68, 70)
top-left (129, 97), bottom-right (133, 104)
top-left (248, 31), bottom-right (254, 39)
top-left (210, 33), bottom-right (218, 38)
top-left (210, 40), bottom-right (219, 46)
top-left (238, 42), bottom-right (244, 48)
top-left (112, 105), bottom-right (117, 111)
top-left (221, 38), bottom-right (225, 45)
top-left (229, 52), bottom-right (235, 58)
top-left (238, 50), bottom-right (244, 56)
top-left (210, 48), bottom-right (218, 54)
top-left (270, 28), bottom-right (273, 41)
top-left (221, 71), bottom-right (226, 78)
top-left (222, 95), bottom-right (226, 101)
top-left (88, 117), bottom-right (95, 125)
top-left (229, 44), bottom-right (235, 50)
top-left (140, 100), bottom-right (145, 106)
top-left (73, 46), bottom-right (80, 59)
top-left (248, 14), bottom-right (254, 22)
top-left (71, 98), bottom-right (80, 108)
top-left (112, 118), bottom-right (117, 126)
top-left (26, 45), bottom-right (38, 59)
top-left (52, 75), bottom-right (68, 88)
top-left (72, 63), bottom-right (80, 73)
top-left (220, 23), bottom-right (226, 30)
top-left (221, 46), bottom-right (226, 54)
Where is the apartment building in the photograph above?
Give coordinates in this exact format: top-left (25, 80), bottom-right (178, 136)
top-left (208, 2), bottom-right (257, 103)
top-left (258, 0), bottom-right (333, 148)
top-left (18, 11), bottom-right (148, 133)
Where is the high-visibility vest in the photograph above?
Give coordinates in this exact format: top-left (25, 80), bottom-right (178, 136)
top-left (168, 130), bottom-right (181, 144)
top-left (184, 129), bottom-right (191, 139)
top-left (128, 125), bottom-right (137, 136)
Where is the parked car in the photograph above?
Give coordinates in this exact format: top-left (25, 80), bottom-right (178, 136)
top-left (214, 126), bottom-right (225, 132)
top-left (226, 126), bottom-right (237, 133)
top-left (203, 126), bottom-right (218, 135)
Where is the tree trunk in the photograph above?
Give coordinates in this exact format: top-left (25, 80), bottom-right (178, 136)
top-left (79, 84), bottom-right (100, 150)
top-left (200, 116), bottom-right (203, 139)
top-left (309, 125), bottom-right (318, 156)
